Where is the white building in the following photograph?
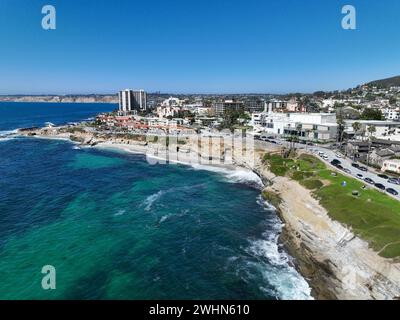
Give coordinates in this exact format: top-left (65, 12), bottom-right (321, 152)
top-left (344, 120), bottom-right (400, 141)
top-left (382, 159), bottom-right (400, 174)
top-left (118, 89), bottom-right (147, 114)
top-left (382, 107), bottom-right (400, 121)
top-left (156, 106), bottom-right (181, 119)
top-left (161, 97), bottom-right (183, 107)
top-left (251, 110), bottom-right (338, 141)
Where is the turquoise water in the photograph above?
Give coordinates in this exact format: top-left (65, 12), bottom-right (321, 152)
top-left (0, 103), bottom-right (312, 299)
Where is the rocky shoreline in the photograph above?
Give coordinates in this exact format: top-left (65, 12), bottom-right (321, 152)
top-left (15, 126), bottom-right (400, 300)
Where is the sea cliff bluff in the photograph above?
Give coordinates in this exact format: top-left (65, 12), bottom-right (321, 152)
top-left (17, 126), bottom-right (400, 300)
top-left (0, 95), bottom-right (118, 103)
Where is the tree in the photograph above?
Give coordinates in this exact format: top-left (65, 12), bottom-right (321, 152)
top-left (389, 97), bottom-right (397, 105)
top-left (366, 125), bottom-right (376, 166)
top-left (352, 122), bottom-right (362, 139)
top-left (361, 108), bottom-right (383, 120)
top-left (336, 110), bottom-right (345, 144)
top-left (367, 125), bottom-right (376, 137)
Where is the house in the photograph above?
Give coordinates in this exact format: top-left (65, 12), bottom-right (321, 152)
top-left (382, 159), bottom-right (400, 174)
top-left (369, 148), bottom-right (396, 167)
top-left (346, 141), bottom-right (371, 160)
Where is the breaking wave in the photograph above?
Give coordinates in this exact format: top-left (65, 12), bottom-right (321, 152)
top-left (190, 164), bottom-right (263, 188)
top-left (0, 129), bottom-right (18, 137)
top-left (244, 197), bottom-right (313, 300)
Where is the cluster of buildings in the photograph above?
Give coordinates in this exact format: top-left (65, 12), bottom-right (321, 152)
top-left (114, 86), bottom-right (400, 141)
top-left (98, 86), bottom-right (400, 173)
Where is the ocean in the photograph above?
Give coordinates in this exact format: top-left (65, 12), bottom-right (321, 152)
top-left (0, 102), bottom-right (312, 299)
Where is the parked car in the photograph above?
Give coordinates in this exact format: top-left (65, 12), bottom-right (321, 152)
top-left (357, 174), bottom-right (363, 178)
top-left (343, 168), bottom-right (351, 174)
top-left (336, 165), bottom-right (344, 170)
top-left (351, 163), bottom-right (360, 168)
top-left (335, 153), bottom-right (343, 158)
top-left (375, 183), bottom-right (386, 191)
top-left (377, 174), bottom-right (389, 180)
top-left (358, 166), bottom-right (368, 172)
top-left (364, 177), bottom-right (375, 184)
top-left (387, 188), bottom-right (399, 196)
top-left (331, 159), bottom-right (341, 166)
top-left (388, 178), bottom-right (400, 185)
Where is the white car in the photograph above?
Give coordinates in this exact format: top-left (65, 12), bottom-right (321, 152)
top-left (335, 153), bottom-right (343, 158)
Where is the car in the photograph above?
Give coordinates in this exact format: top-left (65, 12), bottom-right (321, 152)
top-left (388, 178), bottom-right (400, 185)
top-left (335, 153), bottom-right (343, 158)
top-left (318, 151), bottom-right (324, 156)
top-left (374, 183), bottom-right (386, 191)
top-left (351, 163), bottom-right (360, 168)
top-left (387, 188), bottom-right (399, 196)
top-left (357, 174), bottom-right (363, 178)
top-left (336, 164), bottom-right (344, 170)
top-left (364, 177), bottom-right (375, 184)
top-left (358, 166), bottom-right (368, 172)
top-left (331, 159), bottom-right (341, 166)
top-left (377, 174), bottom-right (389, 180)
top-left (343, 168), bottom-right (351, 174)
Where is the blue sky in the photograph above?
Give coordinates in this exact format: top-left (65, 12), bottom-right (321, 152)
top-left (0, 0), bottom-right (400, 94)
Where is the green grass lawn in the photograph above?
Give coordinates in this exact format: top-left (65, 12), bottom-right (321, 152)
top-left (263, 152), bottom-right (400, 259)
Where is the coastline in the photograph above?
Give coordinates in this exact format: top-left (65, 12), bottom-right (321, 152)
top-left (14, 126), bottom-right (400, 300)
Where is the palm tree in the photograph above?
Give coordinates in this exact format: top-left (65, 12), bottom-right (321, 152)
top-left (352, 122), bottom-right (362, 140)
top-left (367, 125), bottom-right (376, 138)
top-left (291, 123), bottom-right (302, 151)
top-left (336, 112), bottom-right (345, 151)
top-left (366, 125), bottom-right (376, 166)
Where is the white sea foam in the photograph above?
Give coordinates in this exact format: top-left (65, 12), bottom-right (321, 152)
top-left (225, 169), bottom-right (263, 187)
top-left (159, 215), bottom-right (170, 224)
top-left (190, 164), bottom-right (263, 188)
top-left (0, 129), bottom-right (18, 137)
top-left (142, 190), bottom-right (165, 211)
top-left (114, 209), bottom-right (126, 217)
top-left (245, 210), bottom-right (313, 300)
top-left (248, 237), bottom-right (313, 300)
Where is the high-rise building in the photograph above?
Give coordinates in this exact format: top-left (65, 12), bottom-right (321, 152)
top-left (118, 89), bottom-right (147, 114)
top-left (213, 100), bottom-right (244, 116)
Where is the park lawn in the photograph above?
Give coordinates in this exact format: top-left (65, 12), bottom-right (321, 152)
top-left (263, 153), bottom-right (400, 259)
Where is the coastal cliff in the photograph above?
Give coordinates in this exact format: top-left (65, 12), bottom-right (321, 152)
top-left (234, 148), bottom-right (400, 300)
top-left (17, 126), bottom-right (400, 300)
top-left (0, 95), bottom-right (118, 104)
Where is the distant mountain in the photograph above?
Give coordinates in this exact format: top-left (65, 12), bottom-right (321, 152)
top-left (366, 75), bottom-right (400, 88)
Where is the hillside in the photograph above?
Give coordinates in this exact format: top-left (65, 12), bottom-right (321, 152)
top-left (367, 75), bottom-right (400, 88)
